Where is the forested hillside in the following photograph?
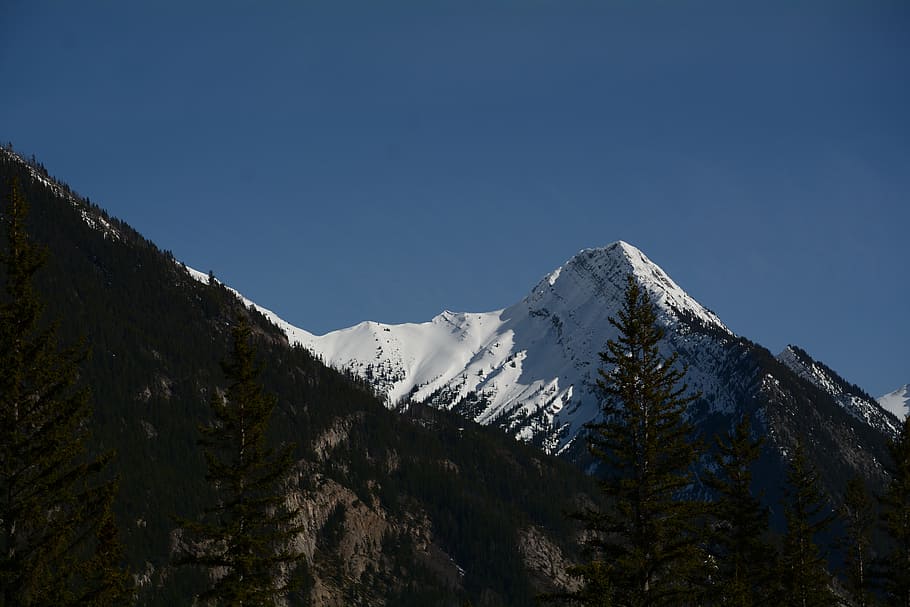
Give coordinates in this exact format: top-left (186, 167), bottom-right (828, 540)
top-left (0, 146), bottom-right (600, 606)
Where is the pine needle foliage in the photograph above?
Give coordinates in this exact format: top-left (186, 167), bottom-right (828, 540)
top-left (704, 414), bottom-right (776, 607)
top-left (779, 439), bottom-right (837, 607)
top-left (880, 416), bottom-right (910, 607)
top-left (572, 275), bottom-right (706, 607)
top-left (177, 315), bottom-right (305, 606)
top-left (0, 177), bottom-right (131, 606)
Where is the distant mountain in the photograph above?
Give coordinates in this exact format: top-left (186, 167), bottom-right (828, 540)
top-left (286, 241), bottom-right (899, 512)
top-left (878, 384), bottom-right (910, 419)
top-left (0, 145), bottom-right (599, 606)
top-left (293, 242), bottom-right (730, 455)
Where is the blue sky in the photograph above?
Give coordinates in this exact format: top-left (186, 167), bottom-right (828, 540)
top-left (2, 1), bottom-right (907, 396)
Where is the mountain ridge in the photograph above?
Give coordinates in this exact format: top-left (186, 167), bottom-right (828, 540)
top-left (272, 242), bottom-right (737, 454)
top-left (184, 234), bottom-right (900, 505)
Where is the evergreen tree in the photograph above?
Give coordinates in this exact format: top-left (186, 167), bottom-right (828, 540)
top-left (571, 275), bottom-right (705, 607)
top-left (177, 315), bottom-right (305, 606)
top-left (779, 439), bottom-right (837, 607)
top-left (840, 476), bottom-right (875, 607)
top-left (704, 414), bottom-right (776, 607)
top-left (880, 416), bottom-right (910, 607)
top-left (0, 177), bottom-right (131, 605)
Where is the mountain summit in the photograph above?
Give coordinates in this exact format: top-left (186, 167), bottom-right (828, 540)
top-left (541, 241), bottom-right (727, 332)
top-left (293, 242), bottom-right (731, 454)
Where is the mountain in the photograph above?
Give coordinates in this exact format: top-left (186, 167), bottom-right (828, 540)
top-left (291, 241), bottom-right (900, 512)
top-left (294, 242), bottom-right (729, 455)
top-left (878, 384), bottom-right (910, 419)
top-left (0, 145), bottom-right (601, 606)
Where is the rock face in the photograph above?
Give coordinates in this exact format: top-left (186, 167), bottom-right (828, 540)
top-left (517, 526), bottom-right (582, 596)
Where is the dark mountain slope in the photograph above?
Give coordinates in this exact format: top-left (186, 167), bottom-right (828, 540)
top-left (0, 146), bottom-right (597, 606)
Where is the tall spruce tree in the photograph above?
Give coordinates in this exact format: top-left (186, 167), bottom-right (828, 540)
top-left (704, 414), bottom-right (776, 607)
top-left (178, 315), bottom-right (305, 605)
top-left (840, 476), bottom-right (876, 607)
top-left (880, 416), bottom-right (910, 607)
top-left (0, 177), bottom-right (131, 605)
top-left (779, 439), bottom-right (837, 607)
top-left (571, 275), bottom-right (705, 607)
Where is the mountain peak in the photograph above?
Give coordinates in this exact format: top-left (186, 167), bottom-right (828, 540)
top-left (578, 239), bottom-right (638, 256)
top-left (530, 242), bottom-right (729, 334)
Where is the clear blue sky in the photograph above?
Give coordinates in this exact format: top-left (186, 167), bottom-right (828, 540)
top-left (2, 1), bottom-right (907, 396)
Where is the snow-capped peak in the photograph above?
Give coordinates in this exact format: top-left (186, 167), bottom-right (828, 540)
top-left (526, 242), bottom-right (728, 333)
top-left (279, 242), bottom-right (737, 453)
top-left (878, 384), bottom-right (910, 420)
top-left (181, 242), bottom-right (895, 460)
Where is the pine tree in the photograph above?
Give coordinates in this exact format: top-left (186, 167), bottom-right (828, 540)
top-left (178, 315), bottom-right (305, 605)
top-left (704, 414), bottom-right (776, 607)
top-left (572, 275), bottom-right (706, 607)
top-left (880, 416), bottom-right (910, 607)
top-left (840, 476), bottom-right (875, 607)
top-left (779, 439), bottom-right (837, 607)
top-left (0, 177), bottom-right (131, 605)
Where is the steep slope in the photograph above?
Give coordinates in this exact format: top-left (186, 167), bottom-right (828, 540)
top-left (878, 384), bottom-right (910, 419)
top-left (0, 145), bottom-right (600, 606)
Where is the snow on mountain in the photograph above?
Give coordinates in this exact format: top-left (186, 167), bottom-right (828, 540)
top-left (284, 242), bottom-right (739, 454)
top-left (187, 241), bottom-right (738, 454)
top-left (777, 345), bottom-right (900, 435)
top-left (181, 237), bottom-right (899, 508)
top-left (878, 384), bottom-right (910, 420)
